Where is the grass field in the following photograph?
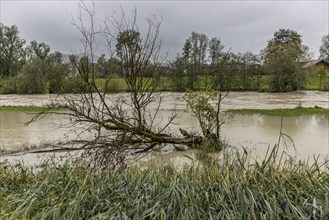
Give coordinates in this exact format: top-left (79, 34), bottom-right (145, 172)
top-left (305, 75), bottom-right (329, 90)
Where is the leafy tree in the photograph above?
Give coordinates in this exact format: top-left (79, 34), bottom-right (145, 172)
top-left (235, 52), bottom-right (261, 90)
top-left (182, 38), bottom-right (192, 60)
top-left (191, 32), bottom-right (208, 89)
top-left (266, 52), bottom-right (304, 92)
top-left (263, 29), bottom-right (309, 62)
top-left (108, 57), bottom-right (122, 76)
top-left (208, 37), bottom-right (224, 66)
top-left (96, 54), bottom-right (108, 77)
top-left (320, 34), bottom-right (329, 61)
top-left (207, 37), bottom-right (224, 88)
top-left (17, 58), bottom-right (48, 94)
top-left (0, 23), bottom-right (26, 77)
top-left (262, 29), bottom-right (309, 92)
top-left (116, 30), bottom-right (141, 64)
top-left (28, 40), bottom-right (50, 60)
top-left (170, 55), bottom-right (187, 91)
top-left (182, 39), bottom-right (194, 89)
top-left (15, 40), bottom-right (51, 94)
top-left (48, 51), bottom-right (70, 93)
top-left (207, 38), bottom-right (237, 91)
top-left (183, 32), bottom-right (208, 90)
top-left (96, 55), bottom-right (122, 78)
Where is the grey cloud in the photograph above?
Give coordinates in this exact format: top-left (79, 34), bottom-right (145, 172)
top-left (1, 1), bottom-right (328, 59)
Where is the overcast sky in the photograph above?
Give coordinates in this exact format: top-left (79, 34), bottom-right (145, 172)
top-left (1, 0), bottom-right (328, 60)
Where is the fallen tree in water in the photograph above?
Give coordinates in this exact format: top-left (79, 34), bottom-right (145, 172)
top-left (27, 3), bottom-right (204, 169)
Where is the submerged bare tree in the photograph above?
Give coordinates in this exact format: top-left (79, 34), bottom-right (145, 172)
top-left (29, 2), bottom-right (202, 168)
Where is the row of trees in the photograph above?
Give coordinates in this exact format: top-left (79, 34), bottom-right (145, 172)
top-left (0, 23), bottom-right (69, 93)
top-left (0, 23), bottom-right (124, 93)
top-left (170, 32), bottom-right (263, 91)
top-left (170, 28), bottom-right (328, 92)
top-left (1, 24), bottom-right (329, 93)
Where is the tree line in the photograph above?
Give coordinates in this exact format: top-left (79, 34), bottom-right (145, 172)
top-left (1, 22), bottom-right (329, 94)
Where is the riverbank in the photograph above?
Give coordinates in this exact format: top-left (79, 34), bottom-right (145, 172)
top-left (0, 105), bottom-right (64, 112)
top-left (2, 104), bottom-right (329, 116)
top-left (1, 147), bottom-right (328, 219)
top-left (228, 106), bottom-right (329, 116)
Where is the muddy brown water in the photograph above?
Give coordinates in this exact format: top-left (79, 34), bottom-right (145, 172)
top-left (0, 91), bottom-right (328, 165)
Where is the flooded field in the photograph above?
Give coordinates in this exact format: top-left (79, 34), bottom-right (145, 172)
top-left (0, 91), bottom-right (328, 163)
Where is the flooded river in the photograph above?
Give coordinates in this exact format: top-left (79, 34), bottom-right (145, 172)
top-left (0, 91), bottom-right (328, 162)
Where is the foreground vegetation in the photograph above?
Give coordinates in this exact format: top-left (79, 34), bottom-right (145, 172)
top-left (228, 106), bottom-right (329, 116)
top-left (1, 148), bottom-right (329, 219)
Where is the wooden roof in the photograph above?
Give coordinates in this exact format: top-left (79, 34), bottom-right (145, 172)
top-left (303, 59), bottom-right (329, 68)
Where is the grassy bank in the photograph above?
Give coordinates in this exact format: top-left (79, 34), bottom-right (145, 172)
top-left (0, 105), bottom-right (65, 112)
top-left (1, 149), bottom-right (329, 219)
top-left (228, 106), bottom-right (329, 116)
top-left (0, 105), bottom-right (49, 112)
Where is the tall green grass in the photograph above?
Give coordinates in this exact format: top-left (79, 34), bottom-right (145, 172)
top-left (1, 147), bottom-right (329, 219)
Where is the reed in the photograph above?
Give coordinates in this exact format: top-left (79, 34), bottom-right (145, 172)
top-left (1, 147), bottom-right (329, 219)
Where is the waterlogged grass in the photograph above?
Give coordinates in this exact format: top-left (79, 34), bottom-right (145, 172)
top-left (1, 149), bottom-right (329, 219)
top-left (0, 105), bottom-right (66, 112)
top-left (228, 106), bottom-right (329, 116)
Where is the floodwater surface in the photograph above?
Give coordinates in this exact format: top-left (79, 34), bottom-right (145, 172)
top-left (0, 91), bottom-right (328, 162)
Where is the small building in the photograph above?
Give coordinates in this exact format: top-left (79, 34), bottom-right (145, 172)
top-left (303, 59), bottom-right (329, 75)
